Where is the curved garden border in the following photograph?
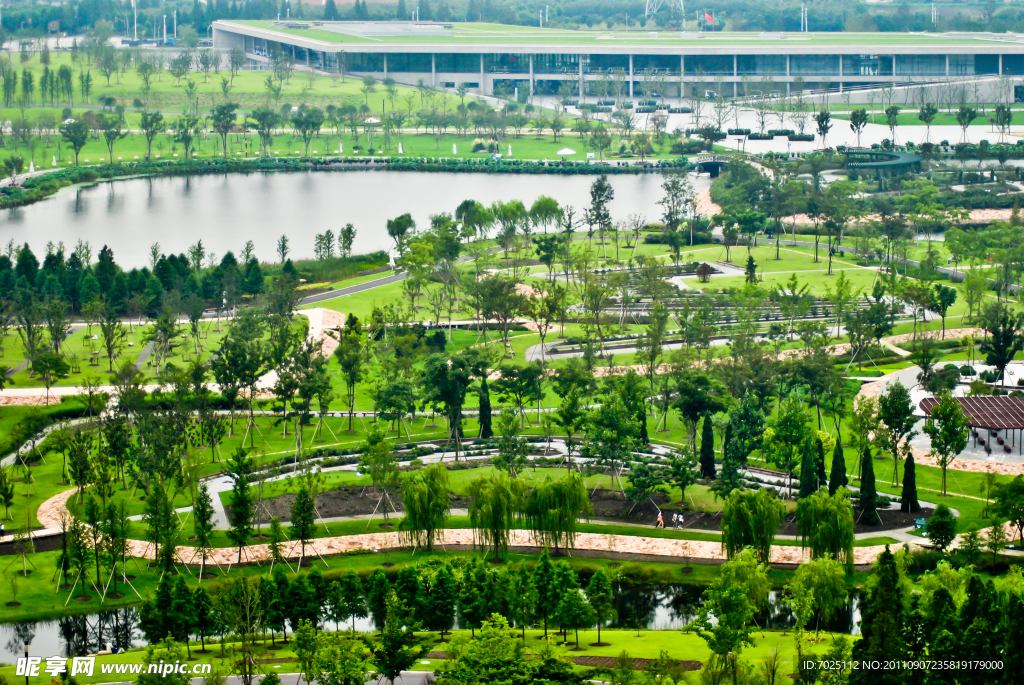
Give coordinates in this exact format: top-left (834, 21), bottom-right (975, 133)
top-left (37, 487), bottom-right (895, 568)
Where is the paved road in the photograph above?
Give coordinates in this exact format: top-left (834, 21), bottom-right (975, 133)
top-left (299, 273), bottom-right (406, 306)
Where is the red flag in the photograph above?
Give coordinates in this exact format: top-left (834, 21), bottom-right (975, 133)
top-left (704, 11), bottom-right (714, 23)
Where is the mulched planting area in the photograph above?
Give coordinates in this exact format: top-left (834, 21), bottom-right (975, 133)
top-left (258, 485), bottom-right (669, 526)
top-left (0, 533), bottom-right (63, 555)
top-left (257, 486), bottom-right (471, 523)
top-left (572, 656), bottom-right (703, 671)
top-left (670, 504), bottom-right (933, 534)
top-left (590, 488), bottom-right (671, 525)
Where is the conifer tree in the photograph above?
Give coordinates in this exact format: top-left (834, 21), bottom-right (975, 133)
top-left (585, 568), bottom-right (615, 646)
top-left (505, 562), bottom-right (537, 639)
top-left (226, 447), bottom-right (255, 564)
top-left (1003, 596), bottom-right (1024, 684)
top-left (828, 438), bottom-right (848, 495)
top-left (193, 586), bottom-right (214, 652)
top-left (557, 585), bottom-right (592, 649)
top-left (532, 548), bottom-right (557, 638)
top-left (273, 567), bottom-right (292, 641)
top-left (799, 438), bottom-right (819, 499)
top-left (324, 0), bottom-right (339, 20)
top-left (478, 375), bottom-right (493, 438)
top-left (900, 452), bottom-right (920, 513)
top-left (395, 566), bottom-right (422, 623)
top-left (290, 485), bottom-right (316, 569)
top-left (368, 569), bottom-right (391, 633)
top-left (850, 546), bottom-right (907, 685)
top-left (396, 0), bottom-right (408, 19)
top-left (859, 444), bottom-right (879, 525)
top-left (426, 563), bottom-right (458, 639)
top-left (171, 575), bottom-right (195, 657)
top-left (459, 559), bottom-right (496, 637)
top-left (699, 414), bottom-right (716, 479)
top-left (339, 570), bottom-right (367, 632)
top-left (815, 438), bottom-right (827, 490)
top-left (715, 437), bottom-right (743, 496)
top-left (194, 483), bottom-right (216, 577)
top-left (268, 516), bottom-right (287, 568)
top-left (552, 562), bottom-right (577, 638)
top-left (307, 568), bottom-right (326, 624)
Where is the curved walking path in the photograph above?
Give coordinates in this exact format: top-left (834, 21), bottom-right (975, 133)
top-left (35, 486), bottom-right (899, 567)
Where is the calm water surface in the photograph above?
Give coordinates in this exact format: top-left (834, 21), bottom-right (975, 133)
top-left (0, 171), bottom-right (711, 268)
top-left (1, 585), bottom-right (858, 659)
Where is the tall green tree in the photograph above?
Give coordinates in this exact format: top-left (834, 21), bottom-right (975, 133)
top-left (981, 302), bottom-right (1024, 387)
top-left (693, 549), bottom-right (770, 685)
top-left (226, 448), bottom-right (255, 564)
top-left (795, 487), bottom-right (855, 571)
top-left (532, 548), bottom-right (557, 638)
top-left (721, 488), bottom-right (786, 564)
top-left (399, 463), bottom-right (451, 552)
top-left (900, 452), bottom-right (920, 513)
top-left (922, 393), bottom-right (970, 496)
top-left (467, 474), bottom-right (524, 560)
top-left (425, 564), bottom-right (458, 640)
top-left (699, 414), bottom-right (716, 479)
top-left (877, 380), bottom-right (917, 487)
top-left (585, 568), bottom-right (615, 647)
top-left (828, 438), bottom-right (848, 496)
top-left (367, 570), bottom-right (391, 633)
top-left (798, 438), bottom-right (820, 499)
top-left (334, 326), bottom-right (365, 432)
top-left (762, 395), bottom-right (809, 496)
top-left (859, 445), bottom-right (879, 525)
top-left (556, 583), bottom-right (593, 649)
top-left (850, 547), bottom-right (908, 685)
top-left (338, 570), bottom-right (367, 632)
top-left (290, 485), bottom-right (317, 569)
top-left (785, 556), bottom-right (848, 639)
top-left (523, 473), bottom-right (592, 554)
top-left (926, 503), bottom-right (957, 551)
top-left (993, 475), bottom-right (1024, 546)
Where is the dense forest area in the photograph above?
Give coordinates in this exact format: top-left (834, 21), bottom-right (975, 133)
top-left (0, 0), bottom-right (1014, 43)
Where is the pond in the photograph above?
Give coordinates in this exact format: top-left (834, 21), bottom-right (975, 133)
top-left (1, 584), bottom-right (859, 659)
top-left (0, 171), bottom-right (711, 268)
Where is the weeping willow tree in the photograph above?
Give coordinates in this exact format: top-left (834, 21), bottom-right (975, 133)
top-left (721, 488), bottom-right (787, 564)
top-left (794, 487), bottom-right (855, 572)
top-left (399, 463), bottom-right (451, 552)
top-left (467, 474), bottom-right (525, 560)
top-left (524, 473), bottom-right (593, 554)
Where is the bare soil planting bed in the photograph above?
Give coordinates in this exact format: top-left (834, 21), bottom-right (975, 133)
top-left (671, 504), bottom-right (933, 535)
top-left (256, 486), bottom-right (472, 523)
top-left (256, 485), bottom-right (669, 525)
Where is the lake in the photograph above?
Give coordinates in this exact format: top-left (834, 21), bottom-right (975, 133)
top-left (0, 170), bottom-right (710, 268)
top-left (1, 584), bottom-right (859, 659)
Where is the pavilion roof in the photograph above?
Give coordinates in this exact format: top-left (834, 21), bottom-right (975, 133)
top-left (919, 395), bottom-right (1024, 430)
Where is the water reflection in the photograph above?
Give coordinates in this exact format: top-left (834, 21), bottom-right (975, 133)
top-left (0, 171), bottom-right (710, 268)
top-left (2, 609), bottom-right (142, 659)
top-left (0, 586), bottom-right (859, 654)
top-left (609, 584), bottom-right (861, 633)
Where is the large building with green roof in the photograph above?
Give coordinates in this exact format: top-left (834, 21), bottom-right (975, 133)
top-left (211, 20), bottom-right (1024, 99)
